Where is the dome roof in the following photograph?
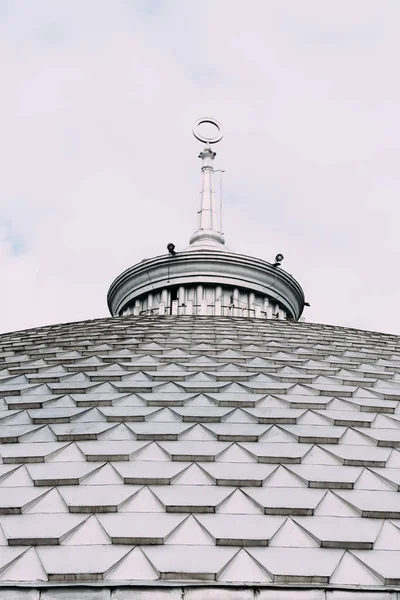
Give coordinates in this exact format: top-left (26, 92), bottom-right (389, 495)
top-left (0, 120), bottom-right (391, 597)
top-left (0, 314), bottom-right (400, 593)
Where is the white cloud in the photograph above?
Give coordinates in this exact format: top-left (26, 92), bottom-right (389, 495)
top-left (1, 0), bottom-right (400, 334)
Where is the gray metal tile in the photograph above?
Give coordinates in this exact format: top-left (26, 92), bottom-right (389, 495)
top-left (37, 545), bottom-right (131, 581)
top-left (0, 513), bottom-right (86, 544)
top-left (245, 487), bottom-right (326, 516)
top-left (247, 547), bottom-right (344, 583)
top-left (58, 484), bottom-right (142, 512)
top-left (141, 545), bottom-right (236, 580)
top-left (197, 514), bottom-right (284, 545)
top-left (97, 513), bottom-right (186, 544)
top-left (150, 485), bottom-right (233, 512)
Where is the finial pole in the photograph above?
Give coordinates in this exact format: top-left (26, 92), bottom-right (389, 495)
top-left (197, 146), bottom-right (217, 231)
top-left (190, 118), bottom-right (225, 248)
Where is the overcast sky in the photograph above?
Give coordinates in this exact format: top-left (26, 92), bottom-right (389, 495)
top-left (1, 1), bottom-right (400, 335)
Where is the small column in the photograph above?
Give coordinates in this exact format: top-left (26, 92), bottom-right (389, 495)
top-left (215, 285), bottom-right (223, 315)
top-left (264, 298), bottom-right (273, 319)
top-left (249, 292), bottom-right (255, 317)
top-left (186, 300), bottom-right (193, 315)
top-left (197, 285), bottom-right (203, 314)
top-left (242, 292), bottom-right (249, 318)
top-left (166, 290), bottom-right (171, 313)
top-left (200, 299), bottom-right (208, 315)
top-left (178, 286), bottom-right (185, 315)
top-left (133, 300), bottom-right (140, 316)
top-left (254, 305), bottom-right (261, 318)
top-left (148, 293), bottom-right (153, 313)
top-left (171, 300), bottom-right (179, 315)
top-left (233, 288), bottom-right (239, 317)
top-left (159, 302), bottom-right (166, 315)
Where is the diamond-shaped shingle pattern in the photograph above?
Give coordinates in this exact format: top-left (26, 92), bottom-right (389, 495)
top-left (2, 314), bottom-right (400, 586)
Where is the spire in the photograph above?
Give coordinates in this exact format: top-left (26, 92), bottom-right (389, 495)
top-left (189, 118), bottom-right (225, 249)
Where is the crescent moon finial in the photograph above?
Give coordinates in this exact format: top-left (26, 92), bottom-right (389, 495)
top-left (192, 117), bottom-right (224, 144)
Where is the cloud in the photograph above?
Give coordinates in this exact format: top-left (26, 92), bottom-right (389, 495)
top-left (1, 0), bottom-right (400, 334)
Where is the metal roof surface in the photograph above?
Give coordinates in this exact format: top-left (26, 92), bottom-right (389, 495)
top-left (1, 315), bottom-right (400, 589)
